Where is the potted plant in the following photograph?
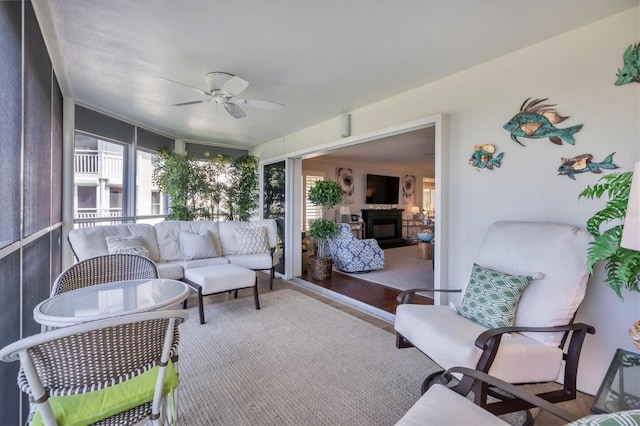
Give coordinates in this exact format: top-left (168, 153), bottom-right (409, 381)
top-left (307, 180), bottom-right (344, 280)
top-left (580, 169), bottom-right (640, 348)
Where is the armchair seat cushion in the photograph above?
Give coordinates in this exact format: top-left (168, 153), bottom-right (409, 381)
top-left (395, 305), bottom-right (563, 383)
top-left (329, 223), bottom-right (384, 273)
top-left (396, 383), bottom-right (508, 426)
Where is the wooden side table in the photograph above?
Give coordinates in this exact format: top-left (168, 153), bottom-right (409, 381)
top-left (417, 242), bottom-right (433, 260)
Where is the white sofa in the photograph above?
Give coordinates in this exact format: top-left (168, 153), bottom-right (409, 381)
top-left (68, 219), bottom-right (279, 288)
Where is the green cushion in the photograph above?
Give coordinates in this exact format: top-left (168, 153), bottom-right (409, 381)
top-left (457, 263), bottom-right (532, 329)
top-left (31, 361), bottom-right (179, 426)
top-left (567, 410), bottom-right (640, 425)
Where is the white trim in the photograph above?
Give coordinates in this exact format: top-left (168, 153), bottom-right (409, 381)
top-left (270, 114), bottom-right (447, 303)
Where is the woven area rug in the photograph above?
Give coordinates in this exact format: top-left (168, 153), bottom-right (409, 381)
top-left (177, 289), bottom-right (438, 425)
top-left (335, 245), bottom-right (434, 293)
top-left (176, 289), bottom-right (527, 425)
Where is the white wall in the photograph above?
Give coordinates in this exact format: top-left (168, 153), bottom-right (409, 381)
top-left (253, 9), bottom-right (640, 394)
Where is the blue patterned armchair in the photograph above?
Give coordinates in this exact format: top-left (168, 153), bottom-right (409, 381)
top-left (328, 223), bottom-right (385, 273)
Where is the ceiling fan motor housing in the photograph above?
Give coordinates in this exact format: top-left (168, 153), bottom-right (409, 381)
top-left (205, 72), bottom-right (234, 93)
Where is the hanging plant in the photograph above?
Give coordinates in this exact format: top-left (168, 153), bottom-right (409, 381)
top-left (579, 170), bottom-right (640, 298)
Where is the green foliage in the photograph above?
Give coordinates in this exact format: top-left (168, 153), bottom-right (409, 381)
top-left (307, 180), bottom-right (344, 217)
top-left (579, 171), bottom-right (640, 298)
top-left (152, 149), bottom-right (259, 222)
top-left (224, 155), bottom-right (259, 221)
top-left (263, 162), bottom-right (286, 220)
top-left (308, 219), bottom-right (338, 258)
top-left (306, 180), bottom-right (343, 258)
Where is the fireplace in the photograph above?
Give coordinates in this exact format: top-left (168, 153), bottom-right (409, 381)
top-left (361, 209), bottom-right (405, 248)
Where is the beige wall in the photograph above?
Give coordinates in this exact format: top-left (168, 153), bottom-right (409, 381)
top-left (253, 9), bottom-right (640, 394)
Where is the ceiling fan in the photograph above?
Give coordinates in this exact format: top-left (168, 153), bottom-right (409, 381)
top-left (159, 72), bottom-right (285, 119)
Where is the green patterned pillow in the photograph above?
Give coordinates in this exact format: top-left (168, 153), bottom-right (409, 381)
top-left (567, 410), bottom-right (640, 425)
top-left (457, 263), bottom-right (532, 329)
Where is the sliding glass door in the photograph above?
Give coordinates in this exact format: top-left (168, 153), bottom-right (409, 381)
top-left (263, 161), bottom-right (286, 274)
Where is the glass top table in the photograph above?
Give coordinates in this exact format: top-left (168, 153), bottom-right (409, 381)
top-left (591, 348), bottom-right (640, 414)
top-left (34, 279), bottom-right (190, 328)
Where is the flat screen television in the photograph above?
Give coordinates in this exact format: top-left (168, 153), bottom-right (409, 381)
top-left (365, 174), bottom-right (400, 204)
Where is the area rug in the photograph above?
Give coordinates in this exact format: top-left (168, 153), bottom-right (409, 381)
top-left (177, 289), bottom-right (437, 425)
top-left (176, 289), bottom-right (526, 425)
top-left (335, 245), bottom-right (434, 293)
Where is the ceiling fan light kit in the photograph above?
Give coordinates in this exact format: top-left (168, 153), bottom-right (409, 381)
top-left (162, 71), bottom-right (284, 119)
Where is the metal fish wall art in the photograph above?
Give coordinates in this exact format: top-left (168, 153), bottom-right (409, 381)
top-left (615, 43), bottom-right (640, 85)
top-left (557, 153), bottom-right (618, 180)
top-left (503, 98), bottom-right (583, 146)
top-left (468, 144), bottom-right (503, 171)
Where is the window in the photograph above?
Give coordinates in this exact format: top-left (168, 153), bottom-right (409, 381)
top-left (302, 173), bottom-right (323, 232)
top-left (136, 148), bottom-right (165, 220)
top-left (151, 191), bottom-right (161, 215)
top-left (73, 132), bottom-right (125, 226)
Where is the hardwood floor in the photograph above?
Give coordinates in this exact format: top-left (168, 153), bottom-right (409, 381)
top-left (299, 268), bottom-right (433, 314)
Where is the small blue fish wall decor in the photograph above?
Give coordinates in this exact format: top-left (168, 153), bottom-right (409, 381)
top-left (469, 144), bottom-right (503, 171)
top-left (615, 43), bottom-right (640, 85)
top-left (557, 153), bottom-right (618, 180)
top-left (503, 98), bottom-right (583, 146)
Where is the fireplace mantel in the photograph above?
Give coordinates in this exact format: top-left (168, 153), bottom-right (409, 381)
top-left (361, 209), bottom-right (406, 248)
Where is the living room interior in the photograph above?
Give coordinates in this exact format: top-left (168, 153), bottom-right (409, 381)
top-left (2, 0), bottom-right (640, 424)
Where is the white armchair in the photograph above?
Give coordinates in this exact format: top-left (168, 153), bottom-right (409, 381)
top-left (394, 221), bottom-right (595, 415)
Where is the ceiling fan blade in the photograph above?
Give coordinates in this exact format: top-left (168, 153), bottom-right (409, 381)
top-left (234, 98), bottom-right (285, 111)
top-left (224, 102), bottom-right (246, 119)
top-left (172, 99), bottom-right (213, 107)
top-left (222, 76), bottom-right (249, 96)
top-left (157, 76), bottom-right (211, 97)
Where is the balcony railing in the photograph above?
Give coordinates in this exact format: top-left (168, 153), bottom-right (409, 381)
top-left (74, 209), bottom-right (123, 228)
top-left (74, 150), bottom-right (123, 178)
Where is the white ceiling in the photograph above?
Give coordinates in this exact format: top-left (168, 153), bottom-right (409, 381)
top-left (317, 126), bottom-right (436, 174)
top-left (35, 0), bottom-right (637, 157)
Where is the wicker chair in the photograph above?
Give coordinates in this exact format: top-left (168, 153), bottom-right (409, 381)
top-left (51, 253), bottom-right (159, 296)
top-left (0, 310), bottom-right (188, 426)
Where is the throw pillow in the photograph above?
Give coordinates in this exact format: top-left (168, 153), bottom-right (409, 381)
top-left (567, 410), bottom-right (640, 426)
top-left (456, 263), bottom-right (532, 329)
top-left (105, 236), bottom-right (149, 257)
top-left (235, 226), bottom-right (270, 255)
top-left (179, 231), bottom-right (218, 260)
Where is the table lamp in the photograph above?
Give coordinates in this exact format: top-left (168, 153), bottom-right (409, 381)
top-left (411, 206), bottom-right (420, 220)
top-left (339, 206), bottom-right (350, 223)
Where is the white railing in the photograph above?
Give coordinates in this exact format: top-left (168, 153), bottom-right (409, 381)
top-left (74, 209), bottom-right (123, 228)
top-left (74, 150), bottom-right (123, 178)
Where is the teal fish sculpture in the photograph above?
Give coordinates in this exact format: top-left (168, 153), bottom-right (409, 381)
top-left (615, 43), bottom-right (640, 85)
top-left (557, 153), bottom-right (618, 180)
top-left (468, 144), bottom-right (503, 171)
top-left (503, 98), bottom-right (583, 146)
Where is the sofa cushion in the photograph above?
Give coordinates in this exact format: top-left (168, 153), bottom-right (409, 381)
top-left (179, 231), bottom-right (219, 260)
top-left (156, 262), bottom-right (184, 280)
top-left (457, 263), bottom-right (532, 329)
top-left (235, 226), bottom-right (270, 255)
top-left (394, 305), bottom-right (563, 383)
top-left (154, 221), bottom-right (221, 262)
top-left (68, 224), bottom-right (160, 262)
top-left (226, 253), bottom-right (277, 270)
top-left (178, 257), bottom-right (229, 270)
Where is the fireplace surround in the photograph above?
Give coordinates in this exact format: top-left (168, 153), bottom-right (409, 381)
top-left (361, 209), bottom-right (406, 248)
